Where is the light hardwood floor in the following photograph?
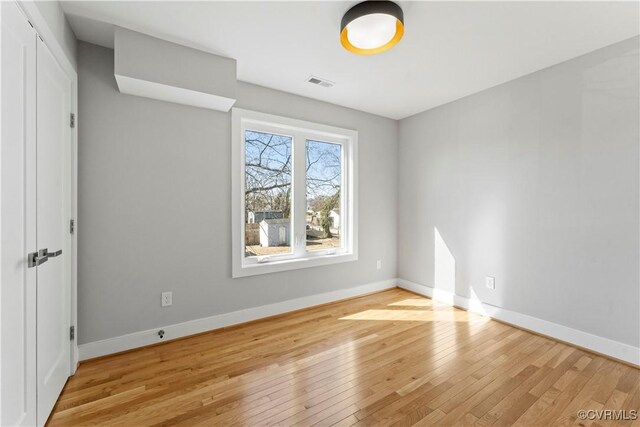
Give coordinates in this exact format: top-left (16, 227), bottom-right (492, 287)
top-left (49, 288), bottom-right (639, 426)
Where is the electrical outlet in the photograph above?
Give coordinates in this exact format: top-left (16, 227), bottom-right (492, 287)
top-left (376, 260), bottom-right (382, 270)
top-left (161, 292), bottom-right (172, 307)
top-left (485, 277), bottom-right (495, 290)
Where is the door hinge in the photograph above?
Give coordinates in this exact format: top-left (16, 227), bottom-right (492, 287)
top-left (70, 113), bottom-right (75, 128)
top-left (70, 219), bottom-right (75, 234)
top-left (70, 326), bottom-right (75, 340)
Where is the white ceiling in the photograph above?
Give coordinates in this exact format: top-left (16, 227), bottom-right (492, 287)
top-left (62, 1), bottom-right (639, 120)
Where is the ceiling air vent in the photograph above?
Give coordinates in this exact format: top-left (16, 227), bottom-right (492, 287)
top-left (306, 76), bottom-right (334, 88)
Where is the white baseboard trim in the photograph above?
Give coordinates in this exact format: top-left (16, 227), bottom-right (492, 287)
top-left (79, 279), bottom-right (397, 361)
top-left (79, 278), bottom-right (640, 366)
top-left (397, 279), bottom-right (640, 366)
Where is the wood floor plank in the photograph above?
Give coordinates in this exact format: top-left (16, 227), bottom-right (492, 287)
top-left (47, 288), bottom-right (639, 427)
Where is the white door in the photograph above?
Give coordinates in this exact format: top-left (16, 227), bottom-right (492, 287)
top-left (35, 36), bottom-right (72, 426)
top-left (1, 2), bottom-right (38, 426)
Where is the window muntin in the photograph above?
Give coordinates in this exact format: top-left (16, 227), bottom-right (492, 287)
top-left (233, 108), bottom-right (357, 277)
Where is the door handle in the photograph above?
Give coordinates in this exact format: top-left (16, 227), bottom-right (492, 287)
top-left (26, 248), bottom-right (62, 268)
top-left (44, 249), bottom-right (62, 258)
top-left (28, 251), bottom-right (48, 268)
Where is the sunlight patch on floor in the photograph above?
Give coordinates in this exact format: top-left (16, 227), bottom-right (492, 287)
top-left (339, 309), bottom-right (474, 322)
top-left (388, 298), bottom-right (436, 307)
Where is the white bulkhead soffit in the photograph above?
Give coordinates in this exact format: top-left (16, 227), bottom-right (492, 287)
top-left (114, 27), bottom-right (237, 111)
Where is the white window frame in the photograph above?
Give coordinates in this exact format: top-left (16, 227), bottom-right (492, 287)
top-left (232, 108), bottom-right (358, 278)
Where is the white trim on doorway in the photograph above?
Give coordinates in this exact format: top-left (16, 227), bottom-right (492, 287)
top-left (15, 0), bottom-right (79, 373)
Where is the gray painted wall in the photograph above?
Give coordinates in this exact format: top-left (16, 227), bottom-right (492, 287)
top-left (77, 42), bottom-right (398, 344)
top-left (398, 37), bottom-right (639, 347)
top-left (79, 35), bottom-right (639, 349)
top-left (33, 1), bottom-right (77, 70)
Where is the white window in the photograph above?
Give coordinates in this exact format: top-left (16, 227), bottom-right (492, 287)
top-left (232, 108), bottom-right (358, 277)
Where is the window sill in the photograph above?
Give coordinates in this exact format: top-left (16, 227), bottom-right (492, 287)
top-left (233, 252), bottom-right (358, 278)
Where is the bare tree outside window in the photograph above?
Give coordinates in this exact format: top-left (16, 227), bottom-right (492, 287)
top-left (243, 130), bottom-right (344, 257)
top-left (244, 130), bottom-right (292, 257)
top-left (306, 140), bottom-right (342, 251)
top-left (234, 109), bottom-right (356, 277)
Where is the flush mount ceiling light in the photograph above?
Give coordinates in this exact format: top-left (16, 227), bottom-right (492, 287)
top-left (340, 0), bottom-right (404, 55)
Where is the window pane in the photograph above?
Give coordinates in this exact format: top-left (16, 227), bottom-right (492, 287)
top-left (244, 130), bottom-right (292, 258)
top-left (306, 140), bottom-right (342, 252)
